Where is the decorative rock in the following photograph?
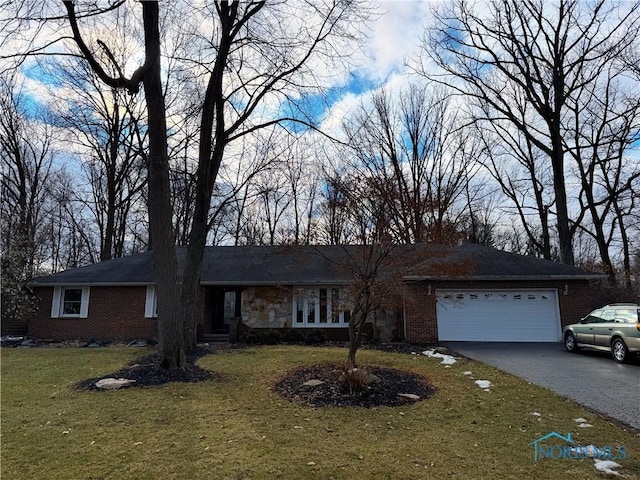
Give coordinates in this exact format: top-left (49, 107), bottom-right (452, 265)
top-left (1, 336), bottom-right (25, 347)
top-left (95, 378), bottom-right (136, 390)
top-left (127, 340), bottom-right (147, 347)
top-left (397, 393), bottom-right (421, 400)
top-left (87, 342), bottom-right (102, 348)
top-left (302, 379), bottom-right (325, 387)
top-left (368, 374), bottom-right (382, 385)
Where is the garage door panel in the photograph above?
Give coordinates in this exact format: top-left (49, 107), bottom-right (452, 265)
top-left (436, 289), bottom-right (560, 342)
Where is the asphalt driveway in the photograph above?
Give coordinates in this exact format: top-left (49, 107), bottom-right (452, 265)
top-left (443, 342), bottom-right (640, 430)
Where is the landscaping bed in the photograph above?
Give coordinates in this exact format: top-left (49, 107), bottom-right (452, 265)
top-left (2, 345), bottom-right (639, 479)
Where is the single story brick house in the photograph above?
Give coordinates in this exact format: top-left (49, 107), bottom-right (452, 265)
top-left (28, 243), bottom-right (600, 344)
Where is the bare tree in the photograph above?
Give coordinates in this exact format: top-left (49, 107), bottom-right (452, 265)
top-left (474, 122), bottom-right (556, 259)
top-left (43, 57), bottom-right (147, 260)
top-left (175, 1), bottom-right (370, 351)
top-left (342, 243), bottom-right (403, 368)
top-left (563, 63), bottom-right (640, 284)
top-left (341, 84), bottom-right (476, 244)
top-left (422, 0), bottom-right (640, 266)
top-left (0, 74), bottom-right (56, 332)
top-left (317, 175), bottom-right (355, 245)
top-left (44, 170), bottom-right (99, 271)
top-left (3, 1), bottom-right (369, 367)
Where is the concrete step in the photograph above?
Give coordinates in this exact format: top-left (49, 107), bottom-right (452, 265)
top-left (200, 333), bottom-right (230, 343)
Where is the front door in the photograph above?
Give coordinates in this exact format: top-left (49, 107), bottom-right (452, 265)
top-left (211, 288), bottom-right (241, 333)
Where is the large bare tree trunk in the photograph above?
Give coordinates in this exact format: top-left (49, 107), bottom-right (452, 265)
top-left (181, 3), bottom-right (236, 350)
top-left (141, 3), bottom-right (184, 369)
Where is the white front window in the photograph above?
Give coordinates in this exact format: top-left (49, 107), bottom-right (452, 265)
top-left (293, 287), bottom-right (350, 327)
top-left (51, 287), bottom-right (90, 318)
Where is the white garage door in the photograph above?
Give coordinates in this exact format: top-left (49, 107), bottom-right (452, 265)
top-left (436, 290), bottom-right (561, 342)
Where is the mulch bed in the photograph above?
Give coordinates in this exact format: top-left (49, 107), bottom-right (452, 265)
top-left (74, 346), bottom-right (218, 390)
top-left (74, 343), bottom-right (438, 409)
top-left (272, 363), bottom-right (435, 408)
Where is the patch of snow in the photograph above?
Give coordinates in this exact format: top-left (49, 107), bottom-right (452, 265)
top-left (463, 371), bottom-right (473, 376)
top-left (594, 459), bottom-right (622, 476)
top-left (422, 349), bottom-right (457, 365)
top-left (474, 380), bottom-right (492, 390)
top-left (573, 417), bottom-right (593, 428)
top-left (530, 412), bottom-right (541, 417)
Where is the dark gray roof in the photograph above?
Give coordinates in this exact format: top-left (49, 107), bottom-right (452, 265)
top-left (30, 243), bottom-right (599, 287)
top-left (404, 243), bottom-right (602, 280)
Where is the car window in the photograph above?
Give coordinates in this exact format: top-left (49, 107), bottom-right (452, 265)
top-left (599, 309), bottom-right (615, 323)
top-left (614, 309), bottom-right (638, 324)
top-left (584, 309), bottom-right (603, 323)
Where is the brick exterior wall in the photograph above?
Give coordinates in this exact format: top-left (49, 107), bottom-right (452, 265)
top-left (404, 280), bottom-right (592, 343)
top-left (29, 286), bottom-right (156, 341)
top-left (29, 280), bottom-right (592, 343)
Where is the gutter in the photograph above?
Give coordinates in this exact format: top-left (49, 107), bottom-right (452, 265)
top-left (30, 280), bottom-right (353, 287)
top-left (402, 274), bottom-right (607, 282)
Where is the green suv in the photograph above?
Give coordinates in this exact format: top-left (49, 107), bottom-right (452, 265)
top-left (563, 304), bottom-right (640, 363)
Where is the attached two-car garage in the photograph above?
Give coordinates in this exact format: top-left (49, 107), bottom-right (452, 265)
top-left (435, 289), bottom-right (562, 342)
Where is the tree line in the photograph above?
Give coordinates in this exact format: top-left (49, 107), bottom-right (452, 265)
top-left (1, 0), bottom-right (639, 367)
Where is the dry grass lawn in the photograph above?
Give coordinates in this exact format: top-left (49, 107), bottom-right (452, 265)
top-left (1, 345), bottom-right (639, 479)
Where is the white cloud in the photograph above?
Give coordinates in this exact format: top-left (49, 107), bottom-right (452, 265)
top-left (355, 1), bottom-right (431, 84)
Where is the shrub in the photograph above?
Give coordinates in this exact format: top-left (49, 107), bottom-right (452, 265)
top-left (238, 328), bottom-right (282, 345)
top-left (262, 329), bottom-right (282, 345)
top-left (303, 329), bottom-right (327, 345)
top-left (281, 328), bottom-right (304, 343)
top-left (337, 363), bottom-right (372, 396)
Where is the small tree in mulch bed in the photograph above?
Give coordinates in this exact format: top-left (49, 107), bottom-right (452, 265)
top-left (273, 362), bottom-right (435, 408)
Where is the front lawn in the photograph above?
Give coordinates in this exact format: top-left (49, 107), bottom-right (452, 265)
top-left (2, 346), bottom-right (638, 479)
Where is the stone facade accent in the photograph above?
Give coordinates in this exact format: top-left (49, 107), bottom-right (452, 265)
top-left (241, 286), bottom-right (293, 328)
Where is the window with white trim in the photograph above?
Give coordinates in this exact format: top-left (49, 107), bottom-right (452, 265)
top-left (145, 286), bottom-right (158, 318)
top-left (51, 287), bottom-right (90, 318)
top-left (293, 287), bottom-right (350, 327)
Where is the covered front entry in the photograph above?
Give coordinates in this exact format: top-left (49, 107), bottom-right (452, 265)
top-left (435, 289), bottom-right (561, 342)
top-left (203, 287), bottom-right (242, 335)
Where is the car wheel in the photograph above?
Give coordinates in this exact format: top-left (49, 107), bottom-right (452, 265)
top-left (611, 338), bottom-right (628, 363)
top-left (564, 332), bottom-right (579, 352)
